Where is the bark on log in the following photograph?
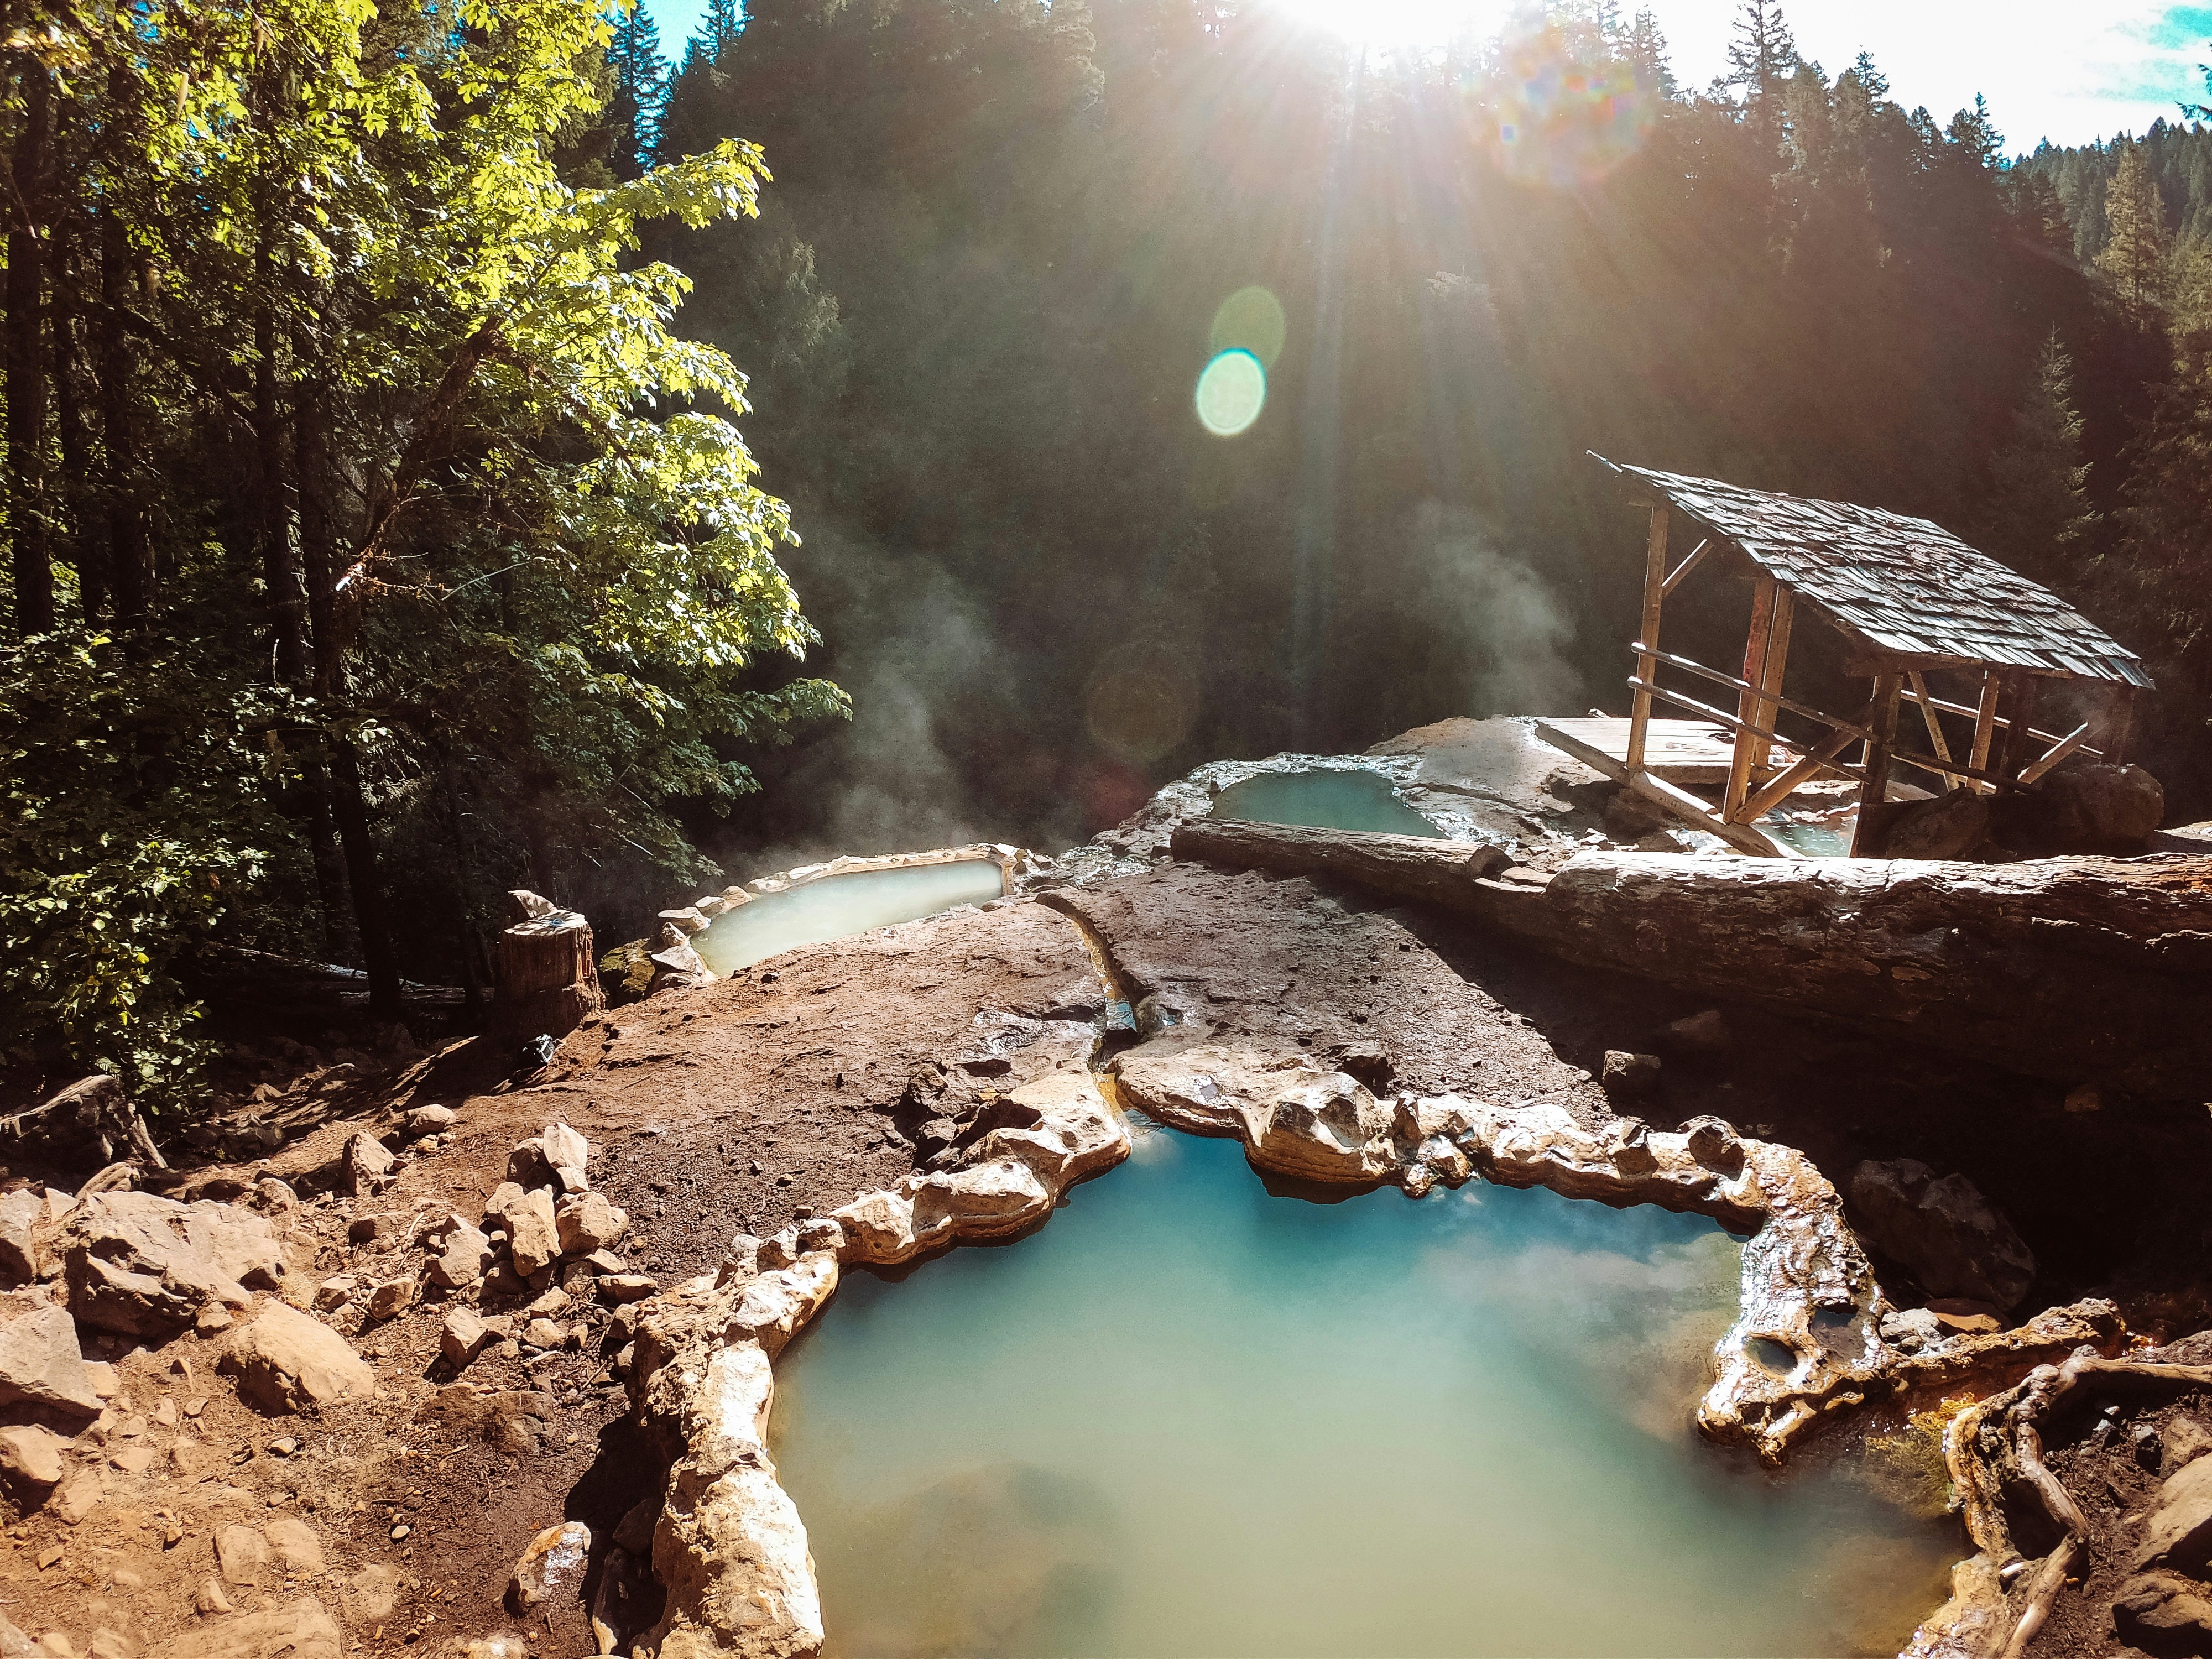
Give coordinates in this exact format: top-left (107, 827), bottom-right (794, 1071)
top-left (1167, 821), bottom-right (2212, 1098)
top-left (493, 890), bottom-right (605, 1040)
top-left (0, 1074), bottom-right (167, 1172)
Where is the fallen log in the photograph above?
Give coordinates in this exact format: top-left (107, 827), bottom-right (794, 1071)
top-left (1168, 819), bottom-right (2212, 1098)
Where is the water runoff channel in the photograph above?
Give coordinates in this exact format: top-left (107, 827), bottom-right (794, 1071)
top-left (696, 770), bottom-right (1955, 1658)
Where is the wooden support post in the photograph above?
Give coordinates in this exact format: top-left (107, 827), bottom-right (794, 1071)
top-left (2099, 686), bottom-right (2136, 768)
top-left (1738, 724), bottom-right (1861, 823)
top-left (1724, 576), bottom-right (1778, 821)
top-left (1849, 675), bottom-right (1902, 857)
top-left (1997, 675), bottom-right (2043, 784)
top-left (1906, 671), bottom-right (1963, 792)
top-left (1626, 504), bottom-right (1669, 773)
top-left (1968, 669), bottom-right (2001, 781)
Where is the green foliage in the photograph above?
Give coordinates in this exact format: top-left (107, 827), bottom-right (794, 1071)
top-left (0, 629), bottom-right (282, 1094)
top-left (0, 0), bottom-right (842, 1084)
top-left (1980, 332), bottom-right (2098, 588)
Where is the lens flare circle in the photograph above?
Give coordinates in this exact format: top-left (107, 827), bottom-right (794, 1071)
top-left (1194, 349), bottom-right (1266, 437)
top-left (1210, 286), bottom-right (1287, 367)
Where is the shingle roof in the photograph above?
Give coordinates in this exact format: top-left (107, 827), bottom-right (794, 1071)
top-left (1592, 454), bottom-right (2152, 690)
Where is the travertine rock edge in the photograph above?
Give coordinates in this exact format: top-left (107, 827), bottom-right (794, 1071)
top-left (620, 1064), bottom-right (1131, 1659)
top-left (1905, 1351), bottom-right (2212, 1659)
top-left (1104, 1040), bottom-right (2122, 1467)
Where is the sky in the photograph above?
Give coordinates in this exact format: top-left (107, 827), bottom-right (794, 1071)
top-left (639, 0), bottom-right (2212, 151)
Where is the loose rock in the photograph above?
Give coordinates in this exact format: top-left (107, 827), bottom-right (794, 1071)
top-left (0, 1423), bottom-right (66, 1493)
top-left (218, 1302), bottom-right (375, 1414)
top-left (398, 1104), bottom-right (456, 1139)
top-left (60, 1192), bottom-right (285, 1340)
top-left (364, 1279), bottom-right (413, 1322)
top-left (553, 1191), bottom-right (625, 1256)
top-left (165, 1599), bottom-right (340, 1659)
top-left (1848, 1158), bottom-right (2036, 1311)
top-left (263, 1515), bottom-right (324, 1574)
top-left (507, 1520), bottom-right (591, 1614)
top-left (2135, 1453), bottom-right (2212, 1574)
top-left (425, 1222), bottom-right (496, 1292)
top-left (215, 1522), bottom-right (270, 1585)
top-left (2111, 1571), bottom-right (2212, 1648)
top-left (1600, 1050), bottom-right (1661, 1100)
top-left (0, 1304), bottom-right (106, 1427)
top-left (342, 1131), bottom-right (395, 1197)
top-left (441, 1308), bottom-right (492, 1370)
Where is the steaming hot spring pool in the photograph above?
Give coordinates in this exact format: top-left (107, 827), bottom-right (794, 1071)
top-left (692, 859), bottom-right (1010, 977)
top-left (769, 1122), bottom-right (1953, 1658)
top-left (1208, 768), bottom-right (1447, 838)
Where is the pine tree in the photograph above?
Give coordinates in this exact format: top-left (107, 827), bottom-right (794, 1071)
top-left (1981, 331), bottom-right (2098, 587)
top-left (1624, 9), bottom-right (1676, 100)
top-left (608, 3), bottom-right (670, 176)
top-left (1723, 0), bottom-right (1798, 109)
top-left (2099, 144), bottom-right (2174, 319)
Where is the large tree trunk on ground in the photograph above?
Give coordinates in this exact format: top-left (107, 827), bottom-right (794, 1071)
top-left (1169, 820), bottom-right (2212, 1098)
top-left (493, 890), bottom-right (604, 1040)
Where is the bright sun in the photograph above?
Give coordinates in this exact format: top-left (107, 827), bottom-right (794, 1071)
top-left (1266, 0), bottom-right (1506, 51)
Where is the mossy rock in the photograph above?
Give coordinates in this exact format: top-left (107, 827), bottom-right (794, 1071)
top-left (599, 940), bottom-right (655, 1007)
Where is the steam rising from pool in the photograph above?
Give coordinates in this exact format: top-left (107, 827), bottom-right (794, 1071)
top-left (693, 859), bottom-right (1009, 977)
top-left (770, 1126), bottom-right (1952, 1657)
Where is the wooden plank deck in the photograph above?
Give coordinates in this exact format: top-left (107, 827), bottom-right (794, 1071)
top-left (1533, 718), bottom-right (1783, 857)
top-left (1537, 717), bottom-right (1738, 785)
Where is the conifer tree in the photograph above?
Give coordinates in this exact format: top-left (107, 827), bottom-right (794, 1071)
top-left (1723, 0), bottom-right (1798, 111)
top-left (2099, 144), bottom-right (2174, 319)
top-left (1981, 331), bottom-right (2097, 586)
top-left (609, 3), bottom-right (671, 176)
top-left (1623, 9), bottom-right (1676, 100)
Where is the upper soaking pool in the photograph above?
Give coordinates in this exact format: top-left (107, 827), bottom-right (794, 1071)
top-left (692, 858), bottom-right (1010, 977)
top-left (1208, 769), bottom-right (1446, 838)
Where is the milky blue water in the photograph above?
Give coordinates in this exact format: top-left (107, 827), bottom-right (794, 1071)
top-left (692, 860), bottom-right (1008, 977)
top-left (1209, 769), bottom-right (1446, 838)
top-left (770, 1125), bottom-right (1953, 1659)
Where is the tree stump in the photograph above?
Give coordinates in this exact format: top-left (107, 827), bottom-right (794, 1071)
top-left (493, 890), bottom-right (606, 1040)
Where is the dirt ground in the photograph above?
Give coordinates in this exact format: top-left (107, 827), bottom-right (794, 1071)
top-left (5, 864), bottom-right (2210, 1657)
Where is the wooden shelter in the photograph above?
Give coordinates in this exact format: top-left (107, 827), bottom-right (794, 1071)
top-left (1536, 455), bottom-right (2153, 857)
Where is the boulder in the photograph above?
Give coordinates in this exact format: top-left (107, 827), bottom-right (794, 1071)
top-left (441, 1308), bottom-right (492, 1370)
top-left (263, 1515), bottom-right (324, 1574)
top-left (0, 1304), bottom-right (106, 1428)
top-left (507, 1520), bottom-right (591, 1614)
top-left (1658, 1009), bottom-right (1730, 1053)
top-left (2034, 762), bottom-right (2166, 852)
top-left (398, 1104), bottom-right (456, 1139)
top-left (1682, 1115), bottom-right (1748, 1175)
top-left (2135, 1453), bottom-right (2212, 1574)
top-left (909, 1161), bottom-right (1054, 1242)
top-left (1884, 788), bottom-right (1991, 860)
top-left (2169, 1416), bottom-right (2212, 1470)
top-left (1600, 1051), bottom-right (1661, 1100)
top-left (554, 1192), bottom-right (625, 1256)
top-left (219, 1302), bottom-right (375, 1414)
top-left (426, 1222), bottom-right (497, 1291)
top-left (540, 1123), bottom-right (590, 1191)
top-left (342, 1131), bottom-right (394, 1197)
top-left (2111, 1571), bottom-right (2212, 1649)
top-left (166, 1599), bottom-right (340, 1659)
top-left (0, 1189), bottom-right (49, 1283)
top-left (216, 1522), bottom-right (271, 1584)
top-left (364, 1279), bottom-right (413, 1322)
top-left (0, 1423), bottom-right (66, 1494)
top-left (1848, 1159), bottom-right (2036, 1312)
top-left (831, 1192), bottom-right (917, 1265)
top-left (488, 1186), bottom-right (559, 1277)
top-left (61, 1192), bottom-right (286, 1339)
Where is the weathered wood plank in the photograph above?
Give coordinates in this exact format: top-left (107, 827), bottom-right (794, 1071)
top-left (1627, 504), bottom-right (1670, 773)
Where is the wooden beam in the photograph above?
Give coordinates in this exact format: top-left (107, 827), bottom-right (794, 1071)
top-left (2019, 722), bottom-right (2093, 786)
top-left (1997, 674), bottom-right (2043, 781)
top-left (1661, 538), bottom-right (1712, 597)
top-left (1532, 718), bottom-right (1783, 855)
top-left (1905, 671), bottom-right (1964, 792)
top-left (1900, 680), bottom-right (2104, 759)
top-left (1724, 577), bottom-right (1780, 821)
top-left (1968, 669), bottom-right (2001, 775)
top-left (1738, 726), bottom-right (1863, 823)
top-left (1626, 505), bottom-right (1670, 773)
top-left (1627, 643), bottom-right (1879, 744)
top-left (1850, 675), bottom-right (1902, 857)
top-left (1628, 678), bottom-right (1804, 764)
top-left (1628, 769), bottom-right (1785, 857)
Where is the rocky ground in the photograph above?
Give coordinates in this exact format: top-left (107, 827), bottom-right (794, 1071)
top-left (4, 747), bottom-right (2210, 1656)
